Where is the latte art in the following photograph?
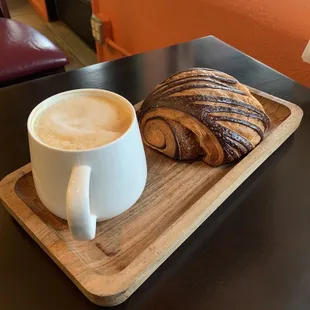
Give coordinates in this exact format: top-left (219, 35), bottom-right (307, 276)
top-left (34, 95), bottom-right (132, 150)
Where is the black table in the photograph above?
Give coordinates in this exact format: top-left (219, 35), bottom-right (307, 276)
top-left (1, 36), bottom-right (310, 310)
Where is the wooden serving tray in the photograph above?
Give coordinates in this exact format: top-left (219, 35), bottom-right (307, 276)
top-left (0, 88), bottom-right (303, 306)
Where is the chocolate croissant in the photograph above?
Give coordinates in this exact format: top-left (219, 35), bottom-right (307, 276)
top-left (138, 68), bottom-right (269, 166)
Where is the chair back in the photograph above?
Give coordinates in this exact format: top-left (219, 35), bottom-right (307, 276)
top-left (0, 0), bottom-right (10, 18)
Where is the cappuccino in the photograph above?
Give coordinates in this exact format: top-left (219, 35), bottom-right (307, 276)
top-left (33, 94), bottom-right (132, 150)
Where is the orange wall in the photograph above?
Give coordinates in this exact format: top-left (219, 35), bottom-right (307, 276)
top-left (93, 0), bottom-right (310, 87)
top-left (28, 0), bottom-right (48, 22)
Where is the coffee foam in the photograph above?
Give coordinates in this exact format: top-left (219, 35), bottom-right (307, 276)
top-left (33, 94), bottom-right (132, 150)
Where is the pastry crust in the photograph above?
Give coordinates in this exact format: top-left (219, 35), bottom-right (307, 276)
top-left (138, 68), bottom-right (269, 166)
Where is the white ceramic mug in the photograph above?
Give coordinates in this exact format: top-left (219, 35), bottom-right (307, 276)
top-left (27, 89), bottom-right (147, 240)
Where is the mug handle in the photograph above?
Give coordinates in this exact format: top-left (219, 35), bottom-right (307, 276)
top-left (66, 165), bottom-right (97, 240)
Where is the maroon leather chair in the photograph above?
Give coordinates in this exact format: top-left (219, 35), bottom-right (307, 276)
top-left (0, 0), bottom-right (68, 87)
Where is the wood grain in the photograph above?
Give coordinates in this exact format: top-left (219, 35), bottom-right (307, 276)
top-left (0, 87), bottom-right (303, 306)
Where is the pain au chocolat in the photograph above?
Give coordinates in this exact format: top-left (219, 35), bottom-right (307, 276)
top-left (138, 68), bottom-right (269, 166)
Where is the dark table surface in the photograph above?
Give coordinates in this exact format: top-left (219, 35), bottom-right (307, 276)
top-left (1, 36), bottom-right (310, 310)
